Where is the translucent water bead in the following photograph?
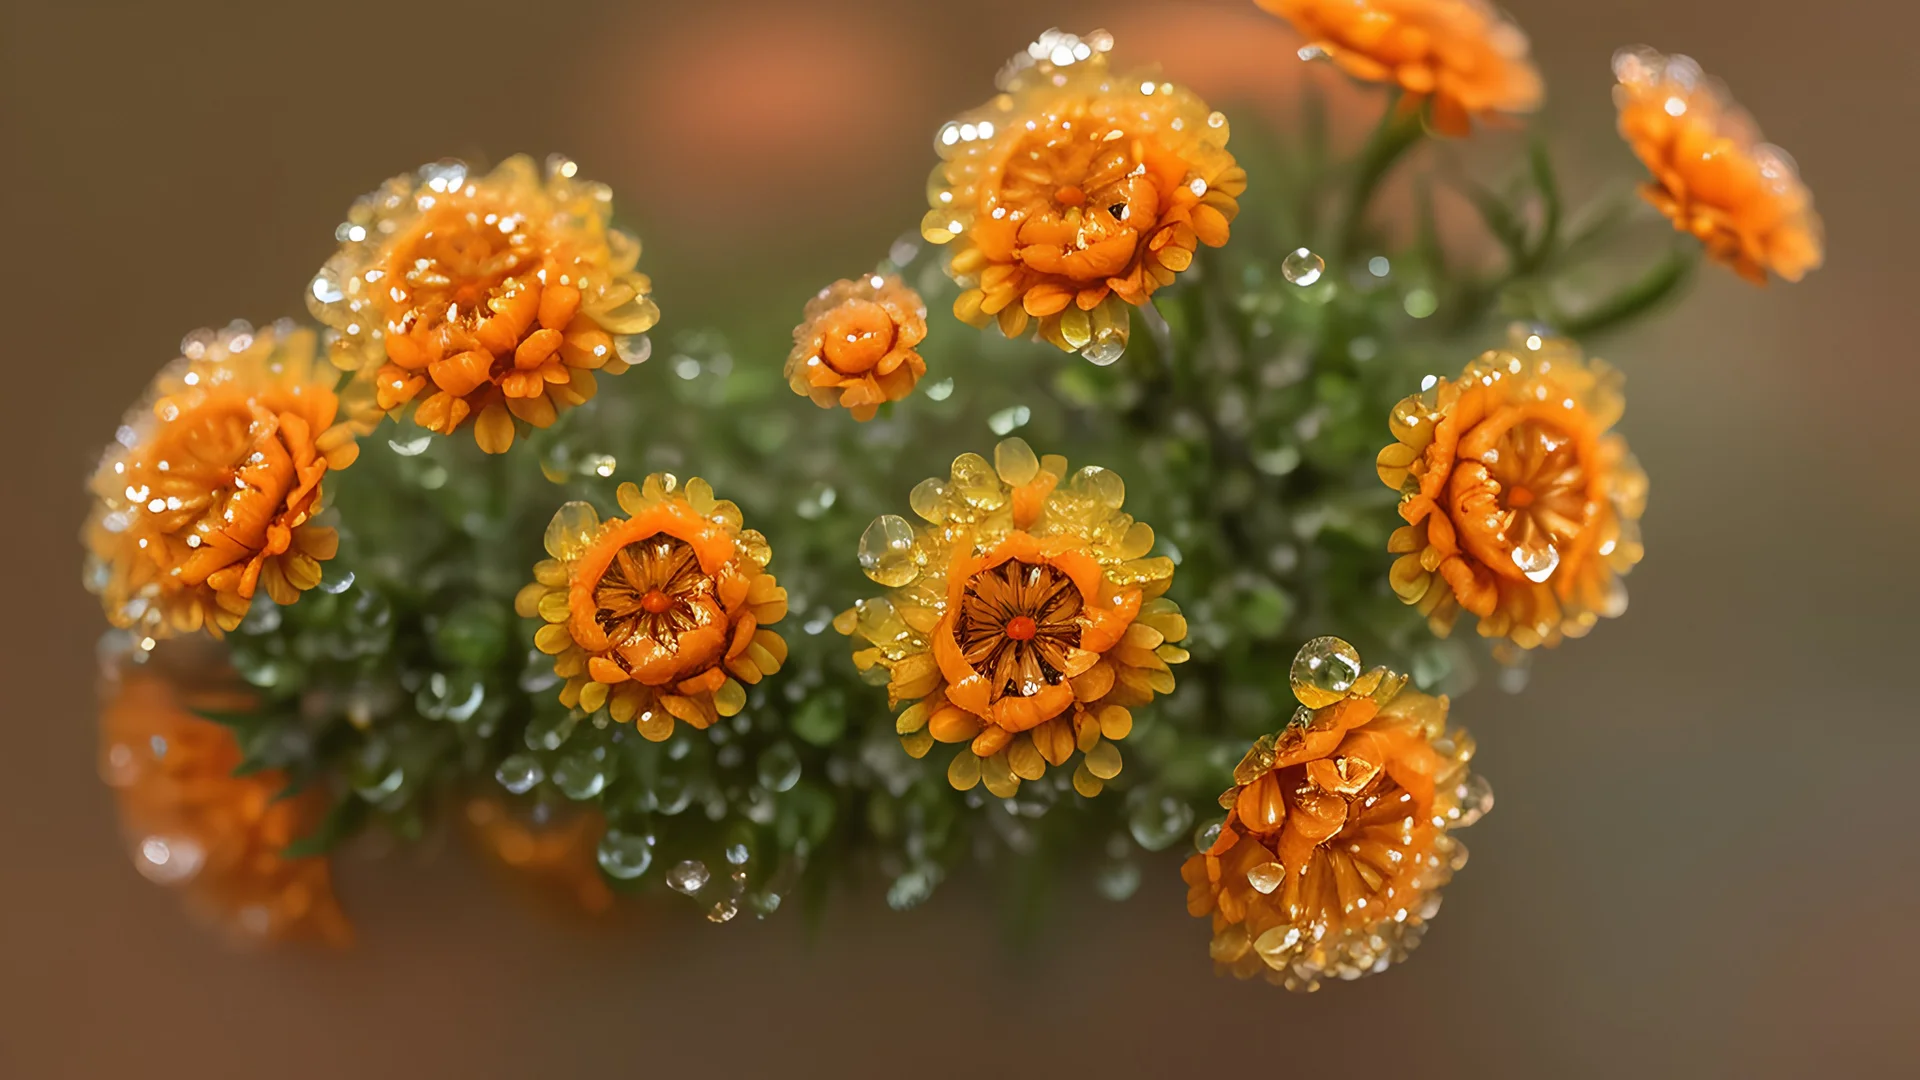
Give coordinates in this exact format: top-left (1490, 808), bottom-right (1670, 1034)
top-left (857, 515), bottom-right (919, 586)
top-left (1290, 636), bottom-right (1363, 708)
top-left (1281, 248), bottom-right (1325, 286)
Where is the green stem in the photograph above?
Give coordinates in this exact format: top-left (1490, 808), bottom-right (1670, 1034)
top-left (1336, 96), bottom-right (1425, 260)
top-left (1559, 244), bottom-right (1700, 338)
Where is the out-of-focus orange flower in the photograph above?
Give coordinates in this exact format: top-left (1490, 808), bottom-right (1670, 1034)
top-left (465, 798), bottom-right (614, 916)
top-left (1256, 0), bottom-right (1542, 135)
top-left (838, 438), bottom-right (1187, 797)
top-left (784, 274), bottom-right (928, 420)
top-left (516, 474), bottom-right (789, 741)
top-left (1613, 46), bottom-right (1823, 284)
top-left (309, 155), bottom-right (659, 454)
top-left (1376, 329), bottom-right (1647, 649)
top-left (1182, 637), bottom-right (1486, 990)
top-left (99, 640), bottom-right (350, 944)
top-left (923, 29), bottom-right (1245, 363)
top-left (84, 321), bottom-right (374, 641)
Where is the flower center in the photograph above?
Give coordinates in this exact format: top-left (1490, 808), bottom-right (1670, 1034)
top-left (989, 122), bottom-right (1164, 282)
top-left (1450, 417), bottom-right (1591, 585)
top-left (384, 199), bottom-right (540, 328)
top-left (819, 301), bottom-right (896, 374)
top-left (592, 535), bottom-right (714, 648)
top-left (957, 560), bottom-right (1084, 702)
top-left (1255, 759), bottom-right (1428, 928)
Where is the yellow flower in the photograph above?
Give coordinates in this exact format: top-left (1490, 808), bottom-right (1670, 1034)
top-left (1613, 46), bottom-right (1823, 283)
top-left (785, 274), bottom-right (929, 421)
top-left (1257, 0), bottom-right (1543, 135)
top-left (1181, 637), bottom-right (1486, 990)
top-left (100, 641), bottom-right (351, 944)
top-left (84, 321), bottom-right (375, 640)
top-left (308, 155), bottom-right (659, 454)
top-left (922, 29), bottom-right (1245, 363)
top-left (1376, 328), bottom-right (1647, 649)
top-left (516, 474), bottom-right (789, 740)
top-left (838, 437), bottom-right (1186, 797)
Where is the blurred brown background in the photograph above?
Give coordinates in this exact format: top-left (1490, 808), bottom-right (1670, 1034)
top-left (3, 0), bottom-right (1916, 1075)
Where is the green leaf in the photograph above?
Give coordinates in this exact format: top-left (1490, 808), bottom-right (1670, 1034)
top-left (1526, 137), bottom-right (1562, 269)
top-left (281, 794), bottom-right (369, 859)
top-left (1559, 245), bottom-right (1700, 337)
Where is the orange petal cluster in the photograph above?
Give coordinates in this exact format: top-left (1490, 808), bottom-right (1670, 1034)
top-left (84, 321), bottom-right (373, 640)
top-left (1256, 0), bottom-right (1542, 135)
top-left (1377, 328), bottom-right (1646, 648)
top-left (465, 799), bottom-right (614, 915)
top-left (99, 641), bottom-right (350, 944)
top-left (516, 474), bottom-right (789, 741)
top-left (308, 155), bottom-right (659, 454)
top-left (1613, 46), bottom-right (1823, 283)
top-left (1182, 639), bottom-right (1484, 991)
top-left (784, 274), bottom-right (929, 421)
top-left (922, 29), bottom-right (1245, 362)
top-left (838, 438), bottom-right (1186, 797)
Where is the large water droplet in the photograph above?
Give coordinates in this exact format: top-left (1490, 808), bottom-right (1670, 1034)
top-left (1290, 636), bottom-right (1363, 709)
top-left (857, 515), bottom-right (919, 587)
top-left (1193, 816), bottom-right (1226, 854)
top-left (552, 750), bottom-right (608, 800)
top-left (1511, 542), bottom-right (1560, 583)
top-left (1128, 788), bottom-right (1197, 851)
top-left (667, 859), bottom-right (710, 895)
top-left (543, 501), bottom-right (601, 559)
top-left (1282, 248), bottom-right (1325, 286)
top-left (1080, 338), bottom-right (1125, 366)
top-left (597, 829), bottom-right (654, 880)
top-left (755, 742), bottom-right (802, 793)
top-left (495, 753), bottom-right (543, 795)
top-left (1246, 860), bottom-right (1287, 895)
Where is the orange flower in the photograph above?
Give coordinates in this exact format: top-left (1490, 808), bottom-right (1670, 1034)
top-left (923, 29), bottom-right (1245, 363)
top-left (1613, 46), bottom-right (1823, 283)
top-left (84, 321), bottom-right (373, 641)
top-left (465, 799), bottom-right (614, 916)
top-left (1256, 0), bottom-right (1542, 135)
top-left (308, 155), bottom-right (659, 454)
top-left (99, 640), bottom-right (351, 944)
top-left (838, 438), bottom-right (1186, 797)
top-left (1376, 329), bottom-right (1646, 649)
top-left (1182, 637), bottom-right (1486, 990)
top-left (784, 274), bottom-right (929, 420)
top-left (515, 474), bottom-right (789, 741)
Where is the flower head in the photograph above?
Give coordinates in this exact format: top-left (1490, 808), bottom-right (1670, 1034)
top-left (923, 29), bottom-right (1245, 363)
top-left (785, 274), bottom-right (929, 420)
top-left (1182, 637), bottom-right (1487, 990)
top-left (309, 155), bottom-right (659, 453)
top-left (84, 321), bottom-right (373, 640)
top-left (1376, 329), bottom-right (1646, 649)
top-left (1613, 47), bottom-right (1822, 283)
top-left (1257, 0), bottom-right (1542, 135)
top-left (99, 640), bottom-right (350, 944)
top-left (838, 438), bottom-right (1186, 797)
top-left (516, 474), bottom-right (789, 740)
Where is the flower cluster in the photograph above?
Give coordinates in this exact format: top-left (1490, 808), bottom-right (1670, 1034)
top-left (517, 474), bottom-right (789, 740)
top-left (1257, 0), bottom-right (1543, 134)
top-left (1182, 638), bottom-right (1487, 990)
top-left (784, 274), bottom-right (929, 420)
top-left (308, 155), bottom-right (658, 453)
top-left (1613, 46), bottom-right (1823, 283)
top-left (839, 438), bottom-right (1186, 797)
top-left (99, 642), bottom-right (350, 944)
top-left (84, 321), bottom-right (372, 641)
top-left (1376, 328), bottom-right (1647, 649)
top-left (923, 29), bottom-right (1245, 363)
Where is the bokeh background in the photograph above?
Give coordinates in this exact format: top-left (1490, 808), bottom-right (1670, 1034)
top-left (3, 0), bottom-right (1916, 1075)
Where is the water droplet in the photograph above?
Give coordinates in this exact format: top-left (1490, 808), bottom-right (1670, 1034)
top-left (1080, 338), bottom-right (1125, 366)
top-left (1297, 44), bottom-right (1330, 62)
top-left (1290, 636), bottom-right (1363, 708)
top-left (552, 750), bottom-right (607, 800)
top-left (986, 405), bottom-right (1031, 435)
top-left (544, 501), bottom-right (601, 559)
top-left (615, 335), bottom-right (652, 365)
top-left (1511, 543), bottom-right (1560, 583)
top-left (667, 859), bottom-right (710, 895)
top-left (1193, 816), bottom-right (1225, 854)
top-left (1368, 256), bottom-right (1392, 278)
top-left (857, 514), bottom-right (919, 587)
top-left (388, 434), bottom-right (431, 456)
top-left (597, 829), bottom-right (654, 880)
top-left (1246, 860), bottom-right (1287, 895)
top-left (1282, 248), bottom-right (1325, 286)
top-left (495, 753), bottom-right (543, 795)
top-left (1095, 860), bottom-right (1141, 901)
top-left (707, 899), bottom-right (738, 923)
top-left (136, 835), bottom-right (204, 886)
top-left (755, 742), bottom-right (802, 793)
top-left (925, 378), bottom-right (954, 401)
top-left (1127, 788), bottom-right (1196, 851)
top-left (1454, 773), bottom-right (1495, 829)
top-left (993, 437), bottom-right (1040, 486)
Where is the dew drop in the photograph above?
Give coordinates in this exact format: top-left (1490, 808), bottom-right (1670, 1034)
top-left (1080, 338), bottom-right (1126, 366)
top-left (1247, 860), bottom-right (1287, 895)
top-left (1281, 248), bottom-right (1325, 286)
top-left (857, 515), bottom-right (920, 587)
top-left (494, 753), bottom-right (543, 795)
top-left (597, 829), bottom-right (654, 880)
top-left (1290, 636), bottom-right (1363, 709)
top-left (667, 859), bottom-right (710, 895)
top-left (1511, 542), bottom-right (1560, 583)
